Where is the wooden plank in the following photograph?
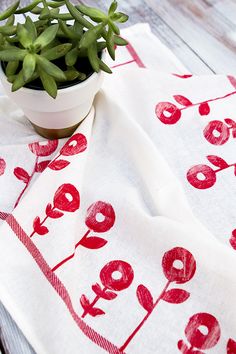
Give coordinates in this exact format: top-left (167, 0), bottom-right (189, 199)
top-left (146, 0), bottom-right (236, 73)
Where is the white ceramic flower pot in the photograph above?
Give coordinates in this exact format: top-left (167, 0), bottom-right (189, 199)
top-left (0, 61), bottom-right (104, 139)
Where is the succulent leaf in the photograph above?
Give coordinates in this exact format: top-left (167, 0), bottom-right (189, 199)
top-left (34, 24), bottom-right (59, 49)
top-left (5, 60), bottom-right (19, 76)
top-left (79, 23), bottom-right (104, 49)
top-left (109, 1), bottom-right (118, 16)
top-left (0, 47), bottom-right (27, 61)
top-left (36, 54), bottom-right (66, 81)
top-left (0, 1), bottom-right (20, 21)
top-left (23, 53), bottom-right (36, 81)
top-left (38, 67), bottom-right (57, 98)
top-left (0, 25), bottom-right (17, 36)
top-left (77, 5), bottom-right (107, 21)
top-left (87, 43), bottom-right (99, 72)
top-left (16, 0), bottom-right (41, 14)
top-left (99, 58), bottom-right (112, 73)
top-left (106, 27), bottom-right (115, 60)
top-left (66, 1), bottom-right (93, 29)
top-left (41, 43), bottom-right (72, 61)
top-left (65, 47), bottom-right (78, 66)
top-left (25, 17), bottom-right (37, 42)
top-left (17, 23), bottom-right (33, 48)
top-left (12, 69), bottom-right (25, 91)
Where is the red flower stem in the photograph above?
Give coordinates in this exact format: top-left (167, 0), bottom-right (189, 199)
top-left (82, 286), bottom-right (108, 318)
top-left (14, 156), bottom-right (39, 208)
top-left (30, 214), bottom-right (49, 238)
top-left (120, 280), bottom-right (171, 352)
top-left (51, 229), bottom-right (91, 272)
top-left (180, 90), bottom-right (236, 111)
top-left (111, 59), bottom-right (135, 69)
top-left (215, 163), bottom-right (235, 173)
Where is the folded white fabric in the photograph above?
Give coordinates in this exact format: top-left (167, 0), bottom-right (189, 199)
top-left (0, 24), bottom-right (236, 354)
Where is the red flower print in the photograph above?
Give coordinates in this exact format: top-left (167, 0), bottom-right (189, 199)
top-left (227, 338), bottom-right (236, 354)
top-left (60, 133), bottom-right (87, 156)
top-left (53, 183), bottom-right (80, 212)
top-left (187, 155), bottom-right (235, 190)
top-left (85, 201), bottom-right (116, 233)
top-left (0, 158), bottom-right (6, 176)
top-left (155, 102), bottom-right (182, 125)
top-left (48, 134), bottom-right (87, 171)
top-left (203, 119), bottom-right (236, 145)
top-left (51, 201), bottom-right (116, 272)
top-left (185, 313), bottom-right (221, 350)
top-left (155, 90), bottom-right (236, 126)
top-left (14, 140), bottom-right (58, 208)
top-left (120, 247), bottom-right (196, 352)
top-left (30, 183), bottom-right (80, 238)
top-left (100, 260), bottom-right (134, 291)
top-left (162, 247), bottom-right (196, 284)
top-left (80, 260), bottom-right (134, 318)
top-left (29, 140), bottom-right (58, 157)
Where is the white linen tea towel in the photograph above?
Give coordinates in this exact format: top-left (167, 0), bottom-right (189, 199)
top-left (0, 24), bottom-right (236, 354)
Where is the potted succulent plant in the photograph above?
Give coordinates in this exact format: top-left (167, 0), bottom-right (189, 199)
top-left (0, 0), bottom-right (128, 138)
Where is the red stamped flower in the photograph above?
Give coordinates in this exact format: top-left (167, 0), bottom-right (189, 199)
top-left (155, 102), bottom-right (181, 125)
top-left (29, 140), bottom-right (58, 156)
top-left (60, 133), bottom-right (87, 156)
top-left (162, 247), bottom-right (196, 284)
top-left (203, 120), bottom-right (230, 145)
top-left (185, 313), bottom-right (221, 350)
top-left (53, 183), bottom-right (80, 212)
top-left (187, 164), bottom-right (216, 190)
top-left (85, 201), bottom-right (116, 233)
top-left (100, 260), bottom-right (134, 291)
top-left (81, 260), bottom-right (134, 318)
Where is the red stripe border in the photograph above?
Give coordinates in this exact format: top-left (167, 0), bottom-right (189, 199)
top-left (5, 214), bottom-right (123, 354)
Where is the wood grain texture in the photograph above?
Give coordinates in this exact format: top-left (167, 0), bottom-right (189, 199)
top-left (0, 0), bottom-right (235, 73)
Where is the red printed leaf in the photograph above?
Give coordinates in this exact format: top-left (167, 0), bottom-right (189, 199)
top-left (199, 102), bottom-right (210, 116)
top-left (92, 283), bottom-right (103, 295)
top-left (80, 294), bottom-right (90, 309)
top-left (88, 307), bottom-right (105, 317)
top-left (173, 95), bottom-right (192, 107)
top-left (0, 158), bottom-right (6, 176)
top-left (45, 203), bottom-right (64, 219)
top-left (228, 75), bottom-right (236, 89)
top-left (33, 216), bottom-right (49, 235)
top-left (224, 118), bottom-right (236, 127)
top-left (14, 167), bottom-right (30, 183)
top-left (46, 203), bottom-right (53, 214)
top-left (79, 236), bottom-right (107, 249)
top-left (207, 155), bottom-right (228, 169)
top-left (136, 284), bottom-right (154, 312)
top-left (49, 159), bottom-right (70, 171)
top-left (101, 290), bottom-right (117, 300)
top-left (227, 338), bottom-right (236, 354)
top-left (35, 160), bottom-right (51, 173)
top-left (162, 288), bottom-right (190, 304)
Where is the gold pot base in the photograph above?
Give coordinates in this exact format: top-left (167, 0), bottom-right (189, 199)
top-left (31, 122), bottom-right (80, 140)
